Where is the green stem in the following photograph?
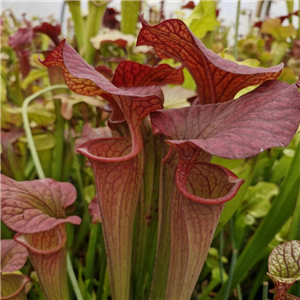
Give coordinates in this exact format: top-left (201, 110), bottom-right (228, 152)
top-left (60, 1), bottom-right (66, 28)
top-left (66, 1), bottom-right (85, 53)
top-left (262, 281), bottom-right (268, 300)
top-left (234, 0), bottom-right (241, 60)
top-left (22, 84), bottom-right (68, 179)
top-left (230, 216), bottom-right (237, 251)
top-left (85, 223), bottom-right (99, 282)
top-left (97, 265), bottom-right (110, 300)
top-left (67, 253), bottom-right (84, 300)
top-left (61, 127), bottom-right (73, 182)
top-left (22, 84), bottom-right (83, 300)
top-left (255, 1), bottom-right (263, 20)
top-left (96, 225), bottom-right (108, 299)
top-left (69, 138), bottom-right (85, 202)
top-left (237, 284), bottom-right (242, 300)
top-left (121, 0), bottom-right (141, 35)
top-left (285, 0), bottom-right (294, 24)
top-left (13, 63), bottom-right (24, 106)
top-left (132, 134), bottom-right (160, 300)
top-left (219, 228), bottom-right (224, 286)
top-left (247, 259), bottom-right (268, 300)
top-left (223, 217), bottom-right (238, 300)
top-left (7, 144), bottom-right (25, 181)
top-left (52, 99), bottom-right (65, 181)
top-left (224, 249), bottom-right (238, 300)
top-left (198, 277), bottom-right (220, 300)
top-left (149, 142), bottom-right (173, 300)
top-left (68, 137), bottom-right (89, 255)
top-left (289, 181), bottom-right (300, 240)
top-left (84, 1), bottom-right (107, 64)
top-left (265, 1), bottom-right (272, 21)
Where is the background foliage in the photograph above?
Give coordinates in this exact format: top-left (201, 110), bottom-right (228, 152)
top-left (1, 1), bottom-right (300, 299)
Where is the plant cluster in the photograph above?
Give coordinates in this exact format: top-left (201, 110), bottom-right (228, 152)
top-left (1, 1), bottom-right (300, 299)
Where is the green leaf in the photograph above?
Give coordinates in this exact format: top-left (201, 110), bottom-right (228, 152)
top-left (55, 94), bottom-right (105, 120)
top-left (158, 59), bottom-right (195, 91)
top-left (84, 185), bottom-right (96, 204)
top-left (162, 86), bottom-right (196, 109)
top-left (271, 41), bottom-right (290, 65)
top-left (182, 68), bottom-right (196, 91)
top-left (26, 104), bottom-right (56, 126)
top-left (33, 133), bottom-right (54, 178)
top-left (20, 132), bottom-right (55, 151)
top-left (0, 64), bottom-right (9, 105)
top-left (275, 218), bottom-right (292, 243)
top-left (19, 132), bottom-right (54, 178)
top-left (287, 57), bottom-right (300, 78)
top-left (1, 129), bottom-right (27, 181)
top-left (21, 69), bottom-right (48, 90)
top-left (5, 104), bottom-right (56, 127)
top-left (215, 157), bottom-right (259, 235)
top-left (238, 36), bottom-right (265, 61)
top-left (222, 52), bottom-right (261, 67)
top-left (270, 148), bottom-right (294, 184)
top-left (1, 71), bottom-right (7, 102)
top-left (206, 248), bottom-right (228, 269)
top-left (199, 267), bottom-right (228, 300)
top-left (185, 0), bottom-right (219, 38)
top-left (220, 53), bottom-right (260, 99)
top-left (1, 104), bottom-right (23, 129)
top-left (278, 66), bottom-right (300, 84)
top-left (289, 184), bottom-right (300, 240)
top-left (216, 140), bottom-right (300, 299)
top-left (261, 18), bottom-right (296, 41)
top-left (240, 181), bottom-right (279, 221)
top-left (85, 223), bottom-right (100, 284)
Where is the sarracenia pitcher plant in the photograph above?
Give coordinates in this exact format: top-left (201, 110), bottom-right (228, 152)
top-left (2, 17), bottom-right (299, 300)
top-left (1, 176), bottom-right (81, 300)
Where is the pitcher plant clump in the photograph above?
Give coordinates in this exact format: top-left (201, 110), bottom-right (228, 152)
top-left (1, 176), bottom-right (81, 300)
top-left (2, 15), bottom-right (300, 300)
top-left (39, 16), bottom-right (300, 300)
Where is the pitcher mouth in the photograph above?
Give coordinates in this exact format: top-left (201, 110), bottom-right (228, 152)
top-left (14, 224), bottom-right (67, 255)
top-left (175, 161), bottom-right (244, 205)
top-left (77, 136), bottom-right (141, 163)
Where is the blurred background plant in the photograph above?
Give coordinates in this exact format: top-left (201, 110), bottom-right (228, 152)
top-left (1, 1), bottom-right (300, 299)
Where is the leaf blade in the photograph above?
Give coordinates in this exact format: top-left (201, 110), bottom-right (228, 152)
top-left (137, 17), bottom-right (283, 104)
